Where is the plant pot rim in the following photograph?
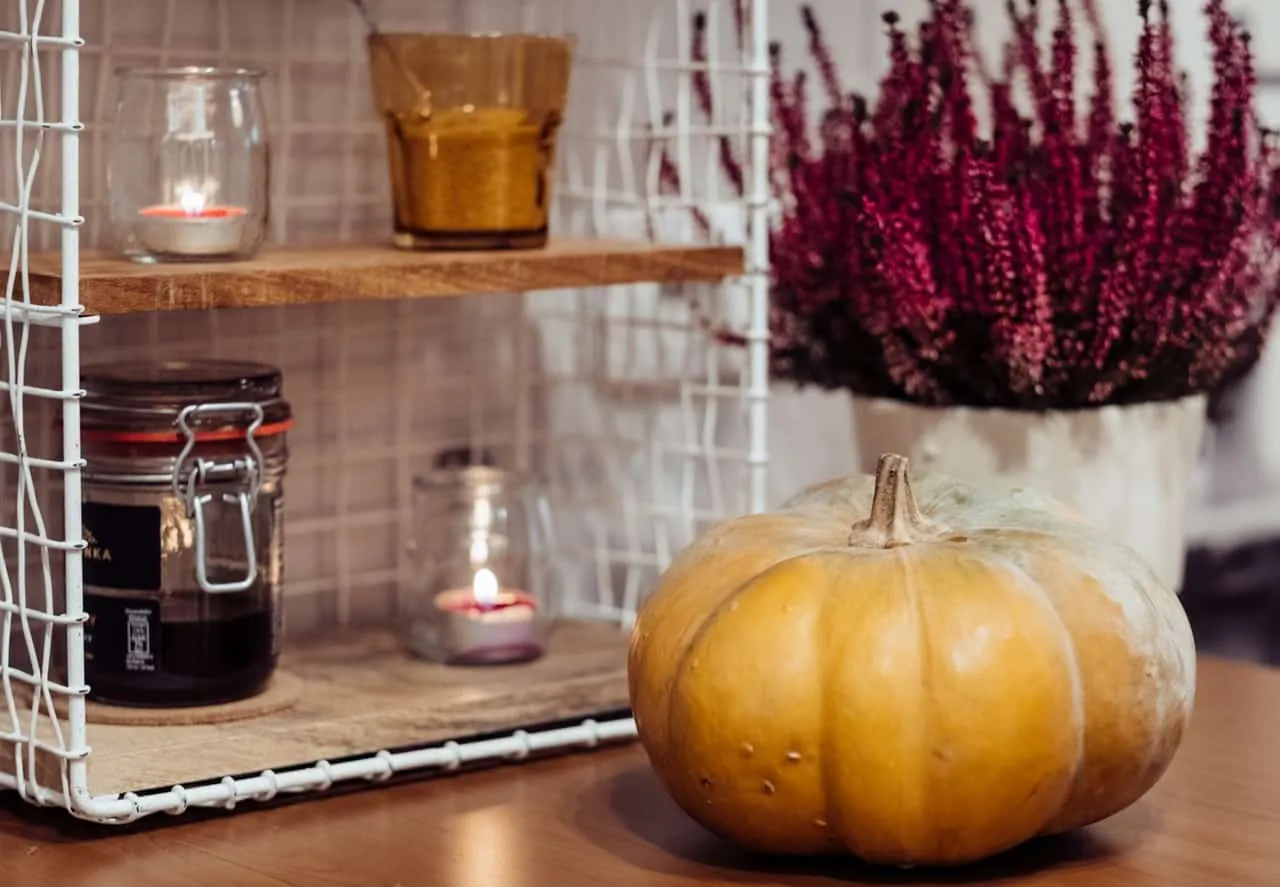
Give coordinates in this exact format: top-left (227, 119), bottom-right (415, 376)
top-left (849, 392), bottom-right (1208, 415)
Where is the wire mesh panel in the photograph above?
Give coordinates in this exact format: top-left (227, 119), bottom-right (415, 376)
top-left (0, 0), bottom-right (771, 820)
top-left (0, 0), bottom-right (87, 808)
top-left (525, 0), bottom-right (769, 623)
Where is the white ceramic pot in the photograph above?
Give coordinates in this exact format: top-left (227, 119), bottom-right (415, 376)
top-left (851, 394), bottom-right (1209, 591)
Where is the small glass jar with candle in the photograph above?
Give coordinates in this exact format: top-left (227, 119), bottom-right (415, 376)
top-left (404, 450), bottom-right (557, 666)
top-left (107, 67), bottom-right (269, 263)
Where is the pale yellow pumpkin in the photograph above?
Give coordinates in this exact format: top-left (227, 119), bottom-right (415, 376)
top-left (627, 453), bottom-right (1196, 867)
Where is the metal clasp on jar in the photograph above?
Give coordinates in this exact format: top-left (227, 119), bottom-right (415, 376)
top-left (173, 402), bottom-right (265, 594)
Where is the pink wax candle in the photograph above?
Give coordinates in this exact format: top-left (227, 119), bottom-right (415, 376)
top-left (136, 188), bottom-right (249, 257)
top-left (429, 568), bottom-right (543, 665)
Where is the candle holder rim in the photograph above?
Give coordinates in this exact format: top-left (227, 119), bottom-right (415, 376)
top-left (412, 464), bottom-right (543, 490)
top-left (368, 31), bottom-right (573, 46)
top-left (113, 65), bottom-right (267, 81)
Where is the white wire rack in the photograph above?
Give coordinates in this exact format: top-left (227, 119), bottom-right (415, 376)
top-left (0, 0), bottom-right (771, 822)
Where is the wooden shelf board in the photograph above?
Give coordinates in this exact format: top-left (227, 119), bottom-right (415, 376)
top-left (27, 239), bottom-right (744, 315)
top-left (5, 618), bottom-right (630, 798)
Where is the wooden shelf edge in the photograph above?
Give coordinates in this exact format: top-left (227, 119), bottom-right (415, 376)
top-left (27, 238), bottom-right (744, 315)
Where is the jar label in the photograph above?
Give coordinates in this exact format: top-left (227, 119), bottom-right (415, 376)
top-left (84, 593), bottom-right (161, 675)
top-left (83, 501), bottom-right (162, 592)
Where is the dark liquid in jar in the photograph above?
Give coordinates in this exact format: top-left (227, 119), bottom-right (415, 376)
top-left (85, 603), bottom-right (276, 708)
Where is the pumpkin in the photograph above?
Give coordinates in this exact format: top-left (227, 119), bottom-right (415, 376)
top-left (627, 453), bottom-right (1196, 867)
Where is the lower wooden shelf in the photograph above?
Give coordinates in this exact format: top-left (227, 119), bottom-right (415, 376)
top-left (8, 619), bottom-right (629, 799)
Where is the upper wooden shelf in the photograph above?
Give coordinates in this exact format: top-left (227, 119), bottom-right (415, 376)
top-left (27, 238), bottom-right (744, 315)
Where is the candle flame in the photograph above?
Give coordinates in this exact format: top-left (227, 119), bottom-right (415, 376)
top-left (177, 184), bottom-right (207, 216)
top-left (472, 567), bottom-right (499, 605)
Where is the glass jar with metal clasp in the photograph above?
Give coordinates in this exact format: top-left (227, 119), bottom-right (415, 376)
top-left (78, 360), bottom-right (291, 708)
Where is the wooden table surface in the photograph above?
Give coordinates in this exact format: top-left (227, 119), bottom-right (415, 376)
top-left (1, 655), bottom-right (1277, 886)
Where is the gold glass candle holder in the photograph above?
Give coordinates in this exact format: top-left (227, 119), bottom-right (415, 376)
top-left (366, 33), bottom-right (574, 251)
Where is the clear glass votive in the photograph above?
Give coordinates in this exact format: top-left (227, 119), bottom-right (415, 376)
top-left (108, 67), bottom-right (270, 263)
top-left (404, 450), bottom-right (557, 666)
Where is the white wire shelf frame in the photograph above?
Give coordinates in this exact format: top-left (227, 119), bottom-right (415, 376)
top-left (0, 0), bottom-right (772, 823)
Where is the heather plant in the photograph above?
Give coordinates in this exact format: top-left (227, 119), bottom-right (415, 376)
top-left (668, 0), bottom-right (1280, 409)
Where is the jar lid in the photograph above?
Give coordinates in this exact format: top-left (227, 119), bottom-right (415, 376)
top-left (82, 359), bottom-right (292, 441)
top-left (413, 448), bottom-right (541, 499)
top-left (414, 464), bottom-right (514, 495)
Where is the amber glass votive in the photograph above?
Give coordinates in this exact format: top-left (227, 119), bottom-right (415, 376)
top-left (366, 33), bottom-right (574, 251)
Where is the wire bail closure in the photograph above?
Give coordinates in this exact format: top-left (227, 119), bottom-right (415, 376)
top-left (173, 402), bottom-right (265, 595)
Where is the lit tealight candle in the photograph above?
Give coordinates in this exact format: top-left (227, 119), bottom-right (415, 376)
top-left (416, 567), bottom-right (543, 665)
top-left (136, 186), bottom-right (249, 258)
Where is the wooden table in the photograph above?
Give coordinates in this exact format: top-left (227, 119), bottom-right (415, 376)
top-left (1, 655), bottom-right (1277, 886)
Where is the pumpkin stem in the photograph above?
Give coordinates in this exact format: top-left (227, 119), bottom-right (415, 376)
top-left (848, 453), bottom-right (936, 548)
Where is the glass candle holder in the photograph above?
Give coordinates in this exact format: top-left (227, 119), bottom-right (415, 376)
top-left (366, 33), bottom-right (575, 251)
top-left (404, 453), bottom-right (556, 666)
top-left (107, 67), bottom-right (270, 264)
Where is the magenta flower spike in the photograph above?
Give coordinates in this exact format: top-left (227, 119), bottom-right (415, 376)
top-left (671, 0), bottom-right (1280, 408)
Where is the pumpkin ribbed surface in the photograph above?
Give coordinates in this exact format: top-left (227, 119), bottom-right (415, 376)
top-left (627, 454), bottom-right (1195, 866)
